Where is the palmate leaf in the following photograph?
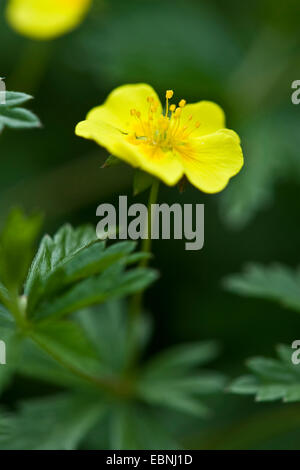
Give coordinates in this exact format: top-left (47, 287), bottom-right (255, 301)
top-left (137, 341), bottom-right (226, 417)
top-left (229, 344), bottom-right (300, 402)
top-left (0, 91), bottom-right (40, 131)
top-left (23, 223), bottom-right (158, 320)
top-left (0, 393), bottom-right (106, 450)
top-left (224, 263), bottom-right (300, 312)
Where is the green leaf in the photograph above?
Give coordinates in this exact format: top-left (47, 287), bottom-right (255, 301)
top-left (102, 155), bottom-right (122, 168)
top-left (77, 301), bottom-right (153, 374)
top-left (30, 320), bottom-right (104, 379)
top-left (0, 305), bottom-right (14, 329)
top-left (34, 265), bottom-right (158, 321)
top-left (137, 341), bottom-right (224, 417)
top-left (0, 91), bottom-right (33, 107)
top-left (25, 224), bottom-right (98, 312)
top-left (0, 107), bottom-right (41, 129)
top-left (143, 341), bottom-right (220, 378)
top-left (0, 393), bottom-right (106, 450)
top-left (110, 404), bottom-right (179, 450)
top-left (19, 338), bottom-right (89, 389)
top-left (0, 208), bottom-right (42, 293)
top-left (229, 345), bottom-right (300, 402)
top-left (0, 329), bottom-right (22, 394)
top-left (76, 302), bottom-right (129, 374)
top-left (133, 169), bottom-right (155, 196)
top-left (224, 263), bottom-right (300, 312)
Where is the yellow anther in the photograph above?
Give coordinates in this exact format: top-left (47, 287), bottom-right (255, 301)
top-left (175, 107), bottom-right (182, 118)
top-left (179, 99), bottom-right (186, 108)
top-left (166, 90), bottom-right (174, 99)
top-left (170, 104), bottom-right (176, 112)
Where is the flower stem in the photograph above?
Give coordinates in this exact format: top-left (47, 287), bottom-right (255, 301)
top-left (130, 179), bottom-right (160, 318)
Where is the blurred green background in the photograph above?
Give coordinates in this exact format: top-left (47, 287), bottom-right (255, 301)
top-left (1, 0), bottom-right (300, 449)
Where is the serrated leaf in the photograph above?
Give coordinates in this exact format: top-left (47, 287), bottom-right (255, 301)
top-left (229, 345), bottom-right (300, 403)
top-left (25, 224), bottom-right (99, 313)
top-left (34, 265), bottom-right (158, 321)
top-left (0, 393), bottom-right (106, 450)
top-left (224, 263), bottom-right (300, 312)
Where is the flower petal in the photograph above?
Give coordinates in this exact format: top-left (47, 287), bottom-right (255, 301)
top-left (6, 0), bottom-right (91, 40)
top-left (132, 145), bottom-right (184, 186)
top-left (180, 101), bottom-right (225, 137)
top-left (76, 118), bottom-right (183, 186)
top-left (182, 129), bottom-right (244, 193)
top-left (87, 83), bottom-right (162, 132)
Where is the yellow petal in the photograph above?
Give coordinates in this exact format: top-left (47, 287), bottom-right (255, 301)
top-left (6, 0), bottom-right (91, 40)
top-left (76, 118), bottom-right (183, 186)
top-left (131, 145), bottom-right (184, 186)
top-left (180, 101), bottom-right (225, 137)
top-left (87, 83), bottom-right (162, 132)
top-left (181, 129), bottom-right (244, 193)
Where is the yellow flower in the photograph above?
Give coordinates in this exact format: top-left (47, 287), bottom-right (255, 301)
top-left (76, 84), bottom-right (244, 193)
top-left (6, 0), bottom-right (92, 40)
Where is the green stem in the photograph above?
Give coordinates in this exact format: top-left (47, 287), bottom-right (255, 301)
top-left (130, 179), bottom-right (160, 317)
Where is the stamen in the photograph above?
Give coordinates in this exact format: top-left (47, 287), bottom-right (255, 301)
top-left (179, 99), bottom-right (186, 108)
top-left (166, 90), bottom-right (174, 99)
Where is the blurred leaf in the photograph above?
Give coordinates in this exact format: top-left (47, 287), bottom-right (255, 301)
top-left (0, 92), bottom-right (33, 107)
top-left (77, 301), bottom-right (153, 374)
top-left (220, 117), bottom-right (286, 229)
top-left (19, 338), bottom-right (89, 389)
top-left (0, 329), bottom-right (21, 394)
top-left (229, 344), bottom-right (300, 402)
top-left (0, 305), bottom-right (14, 329)
top-left (137, 341), bottom-right (225, 417)
top-left (224, 263), bottom-right (300, 312)
top-left (142, 341), bottom-right (220, 378)
top-left (30, 320), bottom-right (103, 379)
top-left (0, 107), bottom-right (40, 130)
top-left (0, 208), bottom-right (42, 292)
top-left (102, 155), bottom-right (122, 168)
top-left (133, 170), bottom-right (155, 196)
top-left (110, 404), bottom-right (179, 450)
top-left (0, 393), bottom-right (106, 450)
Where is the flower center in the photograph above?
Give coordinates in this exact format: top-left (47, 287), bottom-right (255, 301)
top-left (128, 90), bottom-right (200, 152)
